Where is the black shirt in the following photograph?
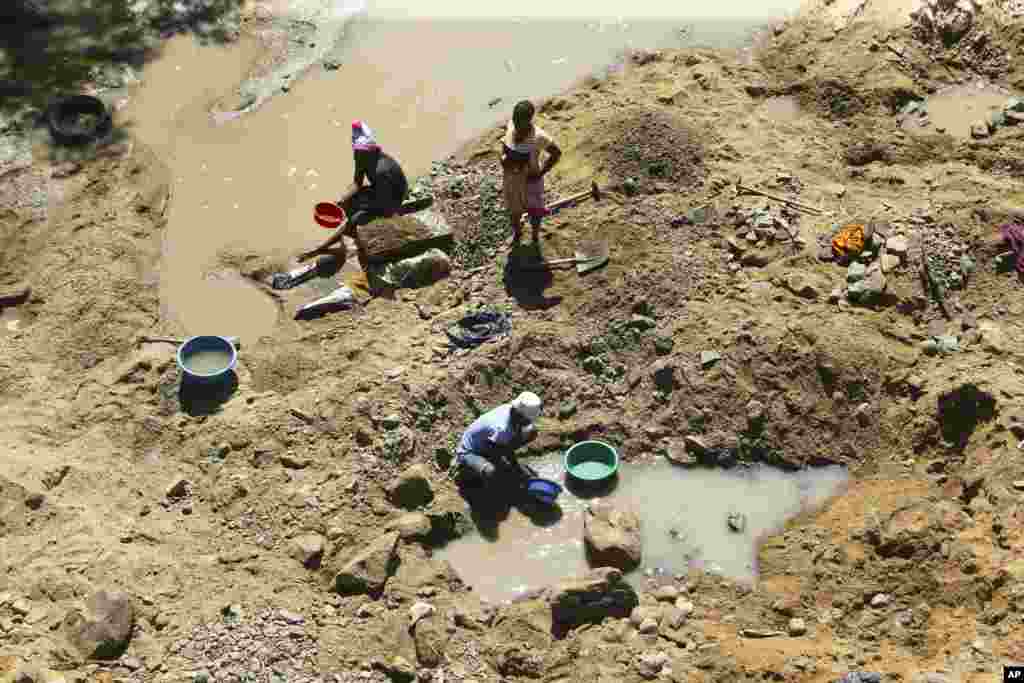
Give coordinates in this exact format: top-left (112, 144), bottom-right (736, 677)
top-left (355, 151), bottom-right (408, 210)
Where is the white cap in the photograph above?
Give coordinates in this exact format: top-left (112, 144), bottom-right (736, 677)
top-left (511, 391), bottom-right (542, 422)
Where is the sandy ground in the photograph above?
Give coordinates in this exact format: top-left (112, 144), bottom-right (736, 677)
top-left (2, 0), bottom-right (1024, 681)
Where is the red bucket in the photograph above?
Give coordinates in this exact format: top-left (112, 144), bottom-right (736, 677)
top-left (314, 202), bottom-right (345, 229)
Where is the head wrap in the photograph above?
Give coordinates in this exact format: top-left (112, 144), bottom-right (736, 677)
top-left (351, 120), bottom-right (379, 151)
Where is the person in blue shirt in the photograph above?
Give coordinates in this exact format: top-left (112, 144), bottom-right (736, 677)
top-left (456, 391), bottom-right (542, 486)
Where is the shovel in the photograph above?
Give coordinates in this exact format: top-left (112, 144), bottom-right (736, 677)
top-left (521, 240), bottom-right (609, 274)
top-left (521, 182), bottom-right (602, 222)
top-left (141, 335), bottom-right (241, 349)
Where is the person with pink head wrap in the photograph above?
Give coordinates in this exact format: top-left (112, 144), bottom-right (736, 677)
top-left (299, 120), bottom-right (408, 268)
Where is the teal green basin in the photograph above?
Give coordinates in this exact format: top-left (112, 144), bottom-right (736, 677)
top-left (564, 441), bottom-right (619, 481)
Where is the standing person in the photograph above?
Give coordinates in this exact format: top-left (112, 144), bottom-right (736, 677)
top-left (299, 120), bottom-right (409, 266)
top-left (501, 101), bottom-right (562, 246)
top-left (456, 391), bottom-right (542, 489)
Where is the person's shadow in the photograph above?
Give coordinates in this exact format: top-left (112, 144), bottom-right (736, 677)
top-left (456, 461), bottom-right (564, 541)
top-left (503, 242), bottom-right (562, 310)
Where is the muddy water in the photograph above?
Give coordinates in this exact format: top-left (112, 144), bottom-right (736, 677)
top-left (122, 13), bottom-right (788, 341)
top-left (907, 83), bottom-right (1014, 138)
top-left (182, 348), bottom-right (234, 373)
top-left (435, 455), bottom-right (848, 604)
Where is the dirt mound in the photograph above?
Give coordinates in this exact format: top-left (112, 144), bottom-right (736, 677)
top-left (592, 107), bottom-right (706, 189)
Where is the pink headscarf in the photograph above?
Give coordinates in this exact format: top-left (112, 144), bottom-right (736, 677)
top-left (351, 120), bottom-right (379, 151)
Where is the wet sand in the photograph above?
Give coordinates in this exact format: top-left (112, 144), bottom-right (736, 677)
top-left (122, 16), bottom-right (777, 341)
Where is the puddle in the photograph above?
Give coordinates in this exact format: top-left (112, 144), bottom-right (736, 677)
top-left (905, 83), bottom-right (1015, 138)
top-left (0, 307), bottom-right (31, 336)
top-left (122, 15), bottom-right (786, 340)
top-left (760, 95), bottom-right (801, 122)
top-left (435, 454), bottom-right (849, 604)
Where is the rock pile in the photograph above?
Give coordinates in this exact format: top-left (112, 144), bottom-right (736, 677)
top-left (168, 607), bottom-right (324, 683)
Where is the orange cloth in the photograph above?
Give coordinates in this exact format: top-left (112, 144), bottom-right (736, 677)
top-left (832, 224), bottom-right (866, 260)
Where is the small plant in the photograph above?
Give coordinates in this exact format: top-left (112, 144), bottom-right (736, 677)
top-left (412, 390), bottom-right (448, 432)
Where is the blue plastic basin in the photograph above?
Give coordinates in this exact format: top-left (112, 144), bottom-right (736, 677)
top-left (176, 335), bottom-right (237, 383)
top-left (525, 477), bottom-right (563, 504)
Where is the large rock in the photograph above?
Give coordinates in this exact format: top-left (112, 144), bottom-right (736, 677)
top-left (360, 211), bottom-right (454, 264)
top-left (387, 464), bottom-right (434, 510)
top-left (547, 567), bottom-right (639, 629)
top-left (584, 501), bottom-right (642, 571)
top-left (412, 615), bottom-right (447, 668)
top-left (289, 533), bottom-right (325, 569)
top-left (335, 531), bottom-right (400, 596)
top-left (63, 590), bottom-right (134, 659)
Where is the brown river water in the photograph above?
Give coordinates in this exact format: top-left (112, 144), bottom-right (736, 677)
top-left (117, 11), bottom-right (791, 342)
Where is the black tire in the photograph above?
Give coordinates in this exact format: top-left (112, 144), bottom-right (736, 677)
top-left (47, 95), bottom-right (112, 146)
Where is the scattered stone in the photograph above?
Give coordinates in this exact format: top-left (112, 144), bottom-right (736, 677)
top-left (583, 501), bottom-right (643, 571)
top-left (970, 121), bottom-right (990, 138)
top-left (771, 597), bottom-right (799, 617)
top-left (636, 651), bottom-right (669, 679)
top-left (166, 478), bottom-right (190, 500)
top-left (674, 598), bottom-right (694, 615)
top-left (745, 82), bottom-right (768, 97)
top-left (64, 590), bottom-right (134, 659)
top-left (289, 533), bottom-right (325, 569)
top-left (387, 464), bottom-right (434, 509)
top-left (409, 601), bottom-right (436, 628)
top-left (870, 593), bottom-right (891, 608)
top-left (413, 615), bottom-right (447, 668)
top-left (847, 262), bottom-right (866, 282)
top-left (740, 628), bottom-right (784, 638)
top-left (853, 402), bottom-right (872, 427)
top-left (379, 414), bottom-right (402, 430)
top-left (638, 617), bottom-right (659, 634)
top-left (335, 531), bottom-right (400, 595)
top-left (496, 644), bottom-right (544, 678)
top-left (51, 161), bottom-right (82, 179)
top-left (727, 512), bottom-right (747, 533)
top-left (788, 617), bottom-right (807, 636)
top-left (886, 235), bottom-right (908, 256)
top-left (278, 609), bottom-right (304, 624)
top-left (827, 183), bottom-right (846, 198)
top-left (829, 287), bottom-right (843, 304)
top-left (279, 454), bottom-right (311, 469)
top-left (548, 568), bottom-right (640, 628)
top-left (323, 60), bottom-right (342, 71)
top-left (784, 274), bottom-right (823, 299)
top-left (374, 656), bottom-right (416, 683)
top-left (121, 656), bottom-right (143, 670)
top-left (1012, 480), bottom-right (1024, 491)
top-left (387, 512), bottom-right (432, 540)
top-left (661, 606), bottom-right (687, 630)
top-left (881, 253), bottom-right (901, 271)
top-left (746, 400), bottom-right (765, 425)
top-left (654, 585), bottom-right (679, 602)
top-left (24, 492), bottom-right (45, 510)
top-left (700, 350), bottom-right (721, 368)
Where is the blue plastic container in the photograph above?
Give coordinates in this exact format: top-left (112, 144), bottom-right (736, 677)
top-left (176, 335), bottom-right (237, 383)
top-left (525, 477), bottom-right (563, 505)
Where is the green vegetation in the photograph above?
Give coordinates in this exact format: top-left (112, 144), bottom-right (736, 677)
top-left (451, 175), bottom-right (506, 269)
top-left (0, 0), bottom-right (243, 115)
